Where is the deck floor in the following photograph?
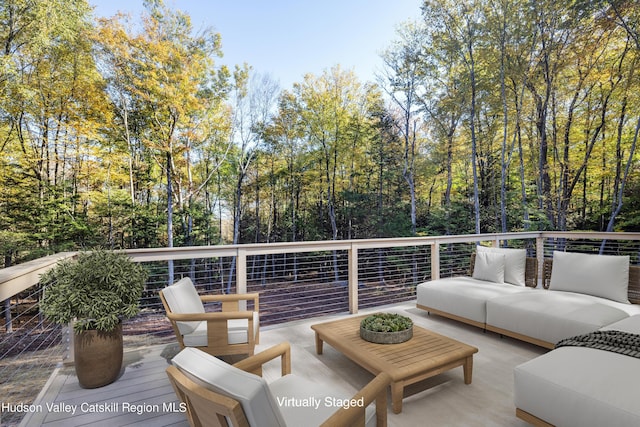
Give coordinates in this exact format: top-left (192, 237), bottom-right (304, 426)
top-left (19, 302), bottom-right (545, 426)
top-left (20, 344), bottom-right (188, 427)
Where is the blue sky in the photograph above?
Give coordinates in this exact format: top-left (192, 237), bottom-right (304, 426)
top-left (91, 0), bottom-right (422, 90)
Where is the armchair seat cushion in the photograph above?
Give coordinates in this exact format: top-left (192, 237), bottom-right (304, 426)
top-left (182, 312), bottom-right (260, 346)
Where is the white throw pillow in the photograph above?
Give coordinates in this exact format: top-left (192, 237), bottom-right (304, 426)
top-left (472, 251), bottom-right (506, 283)
top-left (549, 251), bottom-right (630, 304)
top-left (477, 245), bottom-right (527, 286)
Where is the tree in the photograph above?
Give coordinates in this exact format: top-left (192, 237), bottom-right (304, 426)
top-left (423, 0), bottom-right (485, 233)
top-left (1, 0), bottom-right (108, 251)
top-left (225, 69), bottom-right (279, 291)
top-left (380, 21), bottom-right (428, 236)
top-left (94, 0), bottom-right (230, 280)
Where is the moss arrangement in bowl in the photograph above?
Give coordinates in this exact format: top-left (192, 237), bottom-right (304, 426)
top-left (360, 313), bottom-right (413, 344)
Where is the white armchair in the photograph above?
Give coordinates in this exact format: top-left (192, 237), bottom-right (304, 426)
top-left (167, 344), bottom-right (390, 427)
top-left (159, 277), bottom-right (259, 357)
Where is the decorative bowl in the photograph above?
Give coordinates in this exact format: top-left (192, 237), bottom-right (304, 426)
top-left (360, 313), bottom-right (413, 344)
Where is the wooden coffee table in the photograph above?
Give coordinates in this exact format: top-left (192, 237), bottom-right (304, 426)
top-left (311, 315), bottom-right (478, 413)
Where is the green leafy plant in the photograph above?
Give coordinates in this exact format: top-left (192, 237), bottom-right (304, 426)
top-left (41, 250), bottom-right (148, 332)
top-left (360, 313), bottom-right (413, 332)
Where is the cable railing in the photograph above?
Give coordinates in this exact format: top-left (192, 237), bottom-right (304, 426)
top-left (1, 231), bottom-right (640, 425)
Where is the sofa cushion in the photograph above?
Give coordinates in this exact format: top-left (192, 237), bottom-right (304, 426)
top-left (162, 277), bottom-right (205, 335)
top-left (549, 251), bottom-right (630, 304)
top-left (601, 314), bottom-right (640, 334)
top-left (477, 246), bottom-right (527, 286)
top-left (472, 251), bottom-right (506, 284)
top-left (514, 346), bottom-right (640, 427)
top-left (417, 277), bottom-right (530, 324)
top-left (487, 290), bottom-right (630, 345)
top-left (172, 347), bottom-right (286, 427)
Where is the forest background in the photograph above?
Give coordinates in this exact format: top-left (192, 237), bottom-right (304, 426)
top-left (1, 0), bottom-right (640, 268)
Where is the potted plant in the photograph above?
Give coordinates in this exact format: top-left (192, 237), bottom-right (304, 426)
top-left (360, 313), bottom-right (413, 344)
top-left (41, 249), bottom-right (148, 388)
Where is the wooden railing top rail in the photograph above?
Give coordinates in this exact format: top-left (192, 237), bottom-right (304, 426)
top-left (0, 252), bottom-right (76, 301)
top-left (3, 231), bottom-right (640, 302)
top-left (120, 231), bottom-right (545, 260)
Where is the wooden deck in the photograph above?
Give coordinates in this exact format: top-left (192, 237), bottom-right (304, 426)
top-left (18, 302), bottom-right (542, 426)
top-left (20, 344), bottom-right (188, 426)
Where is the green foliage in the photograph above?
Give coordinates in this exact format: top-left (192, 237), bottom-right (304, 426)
top-left (360, 313), bottom-right (413, 332)
top-left (41, 250), bottom-right (148, 332)
top-left (3, 0), bottom-right (640, 258)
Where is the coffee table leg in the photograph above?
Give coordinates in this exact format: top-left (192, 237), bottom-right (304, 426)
top-left (391, 382), bottom-right (403, 414)
top-left (314, 332), bottom-right (324, 355)
top-left (463, 355), bottom-right (473, 384)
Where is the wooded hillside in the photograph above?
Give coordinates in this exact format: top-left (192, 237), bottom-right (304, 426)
top-left (1, 0), bottom-right (639, 265)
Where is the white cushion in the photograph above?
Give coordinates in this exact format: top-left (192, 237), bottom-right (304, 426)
top-left (601, 314), bottom-right (640, 333)
top-left (472, 251), bottom-right (505, 283)
top-left (183, 311), bottom-right (260, 347)
top-left (549, 251), bottom-right (630, 303)
top-left (162, 277), bottom-right (205, 335)
top-left (172, 347), bottom-right (286, 427)
top-left (417, 277), bottom-right (530, 324)
top-left (514, 346), bottom-right (640, 427)
top-left (487, 290), bottom-right (629, 344)
top-left (477, 245), bottom-right (527, 286)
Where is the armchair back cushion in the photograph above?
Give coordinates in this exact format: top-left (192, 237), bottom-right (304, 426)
top-left (172, 347), bottom-right (286, 427)
top-left (162, 277), bottom-right (205, 335)
top-left (549, 251), bottom-right (630, 304)
top-left (477, 245), bottom-right (527, 286)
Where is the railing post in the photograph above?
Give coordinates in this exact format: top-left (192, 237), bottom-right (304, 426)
top-left (536, 236), bottom-right (545, 288)
top-left (237, 248), bottom-right (247, 310)
top-left (431, 241), bottom-right (440, 280)
top-left (348, 244), bottom-right (358, 314)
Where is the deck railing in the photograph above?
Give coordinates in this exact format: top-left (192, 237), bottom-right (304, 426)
top-left (1, 231), bottom-right (640, 425)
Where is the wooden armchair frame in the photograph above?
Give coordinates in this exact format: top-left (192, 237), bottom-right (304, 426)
top-left (167, 342), bottom-right (390, 427)
top-left (159, 290), bottom-right (260, 357)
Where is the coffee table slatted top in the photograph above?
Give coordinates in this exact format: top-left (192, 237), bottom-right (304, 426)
top-left (312, 315), bottom-right (476, 381)
top-left (311, 315), bottom-right (479, 413)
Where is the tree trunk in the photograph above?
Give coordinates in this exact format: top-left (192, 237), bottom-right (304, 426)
top-left (166, 151), bottom-right (174, 284)
top-left (468, 39), bottom-right (481, 234)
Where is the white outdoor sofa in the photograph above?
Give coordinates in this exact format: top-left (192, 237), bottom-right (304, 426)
top-left (417, 248), bottom-right (640, 349)
top-left (417, 248), bottom-right (640, 426)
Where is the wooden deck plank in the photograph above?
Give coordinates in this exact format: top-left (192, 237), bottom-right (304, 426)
top-left (19, 344), bottom-right (188, 427)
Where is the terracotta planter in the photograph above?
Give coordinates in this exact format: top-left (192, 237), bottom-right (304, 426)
top-left (360, 325), bottom-right (413, 344)
top-left (74, 322), bottom-right (123, 388)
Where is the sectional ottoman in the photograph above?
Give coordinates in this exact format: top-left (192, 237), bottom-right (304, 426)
top-left (514, 315), bottom-right (640, 427)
